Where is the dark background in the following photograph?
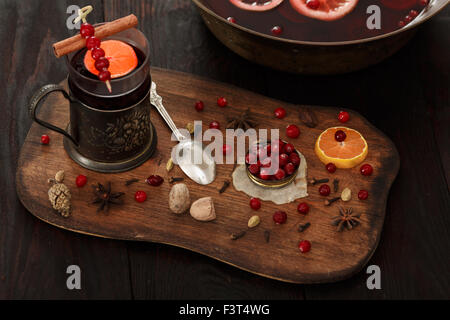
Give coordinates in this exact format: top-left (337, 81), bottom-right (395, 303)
top-left (0, 0), bottom-right (449, 299)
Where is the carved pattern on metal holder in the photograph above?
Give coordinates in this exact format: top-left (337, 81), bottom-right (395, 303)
top-left (86, 107), bottom-right (151, 155)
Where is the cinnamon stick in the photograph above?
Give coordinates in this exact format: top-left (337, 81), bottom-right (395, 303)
top-left (52, 14), bottom-right (138, 58)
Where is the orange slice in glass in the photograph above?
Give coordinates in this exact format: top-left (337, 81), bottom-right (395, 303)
top-left (315, 127), bottom-right (368, 168)
top-left (84, 40), bottom-right (138, 79)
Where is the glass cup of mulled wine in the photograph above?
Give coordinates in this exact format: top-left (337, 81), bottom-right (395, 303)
top-left (30, 26), bottom-right (156, 173)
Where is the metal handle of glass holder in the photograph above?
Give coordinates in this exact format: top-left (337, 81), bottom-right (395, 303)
top-left (29, 84), bottom-right (79, 146)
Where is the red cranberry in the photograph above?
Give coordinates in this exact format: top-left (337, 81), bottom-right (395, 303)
top-left (325, 163), bottom-right (337, 173)
top-left (75, 175), bottom-right (87, 188)
top-left (260, 157), bottom-right (272, 168)
top-left (257, 146), bottom-right (268, 160)
top-left (283, 143), bottom-right (295, 154)
top-left (40, 134), bottom-right (50, 145)
top-left (271, 140), bottom-right (282, 155)
top-left (284, 163), bottom-right (295, 175)
top-left (306, 0), bottom-right (320, 10)
top-left (338, 111), bottom-right (350, 123)
top-left (259, 168), bottom-right (271, 180)
top-left (319, 184), bottom-right (331, 196)
top-left (398, 20), bottom-right (406, 27)
top-left (271, 25), bottom-right (283, 36)
top-left (274, 168), bottom-right (286, 180)
top-left (250, 197), bottom-right (261, 210)
top-left (217, 97), bottom-right (227, 107)
top-left (227, 16), bottom-right (236, 23)
top-left (289, 153), bottom-right (301, 167)
top-left (273, 211), bottom-right (287, 224)
top-left (298, 240), bottom-right (311, 253)
top-left (286, 124), bottom-right (300, 139)
top-left (146, 175), bottom-right (164, 186)
top-left (360, 164), bottom-right (373, 176)
top-left (274, 107), bottom-right (286, 119)
top-left (209, 121), bottom-right (220, 129)
top-left (358, 190), bottom-right (369, 200)
top-left (248, 164), bottom-right (260, 175)
top-left (265, 144), bottom-right (272, 156)
top-left (194, 101), bottom-right (204, 112)
top-left (134, 191), bottom-right (147, 203)
top-left (223, 144), bottom-right (232, 155)
top-left (80, 23), bottom-right (95, 38)
top-left (95, 57), bottom-right (110, 72)
top-left (297, 202), bottom-right (309, 215)
top-left (279, 153), bottom-right (289, 166)
top-left (98, 70), bottom-right (111, 82)
top-left (409, 10), bottom-right (418, 18)
top-left (91, 47), bottom-right (105, 60)
top-left (277, 139), bottom-right (285, 152)
top-left (404, 15), bottom-right (413, 23)
top-left (420, 0), bottom-right (429, 6)
top-left (86, 36), bottom-right (101, 50)
top-left (335, 130), bottom-right (346, 142)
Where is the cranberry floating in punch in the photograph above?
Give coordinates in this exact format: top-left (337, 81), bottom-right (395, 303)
top-left (29, 9), bottom-right (157, 173)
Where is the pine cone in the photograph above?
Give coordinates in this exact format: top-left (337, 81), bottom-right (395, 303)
top-left (48, 173), bottom-right (72, 218)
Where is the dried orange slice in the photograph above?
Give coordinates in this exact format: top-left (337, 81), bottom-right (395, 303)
top-left (315, 127), bottom-right (368, 168)
top-left (84, 40), bottom-right (138, 79)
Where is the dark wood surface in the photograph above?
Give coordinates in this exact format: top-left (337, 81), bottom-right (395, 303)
top-left (16, 69), bottom-right (400, 284)
top-left (1, 0), bottom-right (449, 299)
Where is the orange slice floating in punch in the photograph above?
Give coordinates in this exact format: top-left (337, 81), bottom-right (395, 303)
top-left (84, 40), bottom-right (138, 79)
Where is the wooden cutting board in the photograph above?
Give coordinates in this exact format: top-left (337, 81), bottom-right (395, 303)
top-left (16, 67), bottom-right (399, 284)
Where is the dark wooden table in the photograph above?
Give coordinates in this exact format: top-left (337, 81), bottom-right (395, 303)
top-left (1, 0), bottom-right (449, 299)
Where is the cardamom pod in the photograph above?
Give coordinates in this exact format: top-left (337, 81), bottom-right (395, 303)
top-left (341, 188), bottom-right (352, 202)
top-left (248, 215), bottom-right (261, 228)
top-left (186, 122), bottom-right (194, 135)
top-left (166, 158), bottom-right (174, 172)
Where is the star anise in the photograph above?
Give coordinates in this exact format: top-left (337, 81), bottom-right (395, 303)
top-left (91, 182), bottom-right (124, 213)
top-left (331, 207), bottom-right (361, 232)
top-left (226, 108), bottom-right (258, 131)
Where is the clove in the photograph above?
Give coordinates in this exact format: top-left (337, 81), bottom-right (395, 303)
top-left (219, 180), bottom-right (231, 194)
top-left (168, 177), bottom-right (184, 184)
top-left (230, 230), bottom-right (246, 240)
top-left (264, 230), bottom-right (270, 243)
top-left (298, 222), bottom-right (311, 232)
top-left (308, 178), bottom-right (329, 185)
top-left (324, 197), bottom-right (341, 206)
top-left (125, 178), bottom-right (139, 186)
top-left (333, 178), bottom-right (340, 193)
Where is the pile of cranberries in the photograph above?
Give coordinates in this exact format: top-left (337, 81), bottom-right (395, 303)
top-left (246, 140), bottom-right (300, 182)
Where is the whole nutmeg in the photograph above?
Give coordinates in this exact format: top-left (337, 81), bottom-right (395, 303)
top-left (190, 197), bottom-right (216, 222)
top-left (169, 183), bottom-right (190, 214)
